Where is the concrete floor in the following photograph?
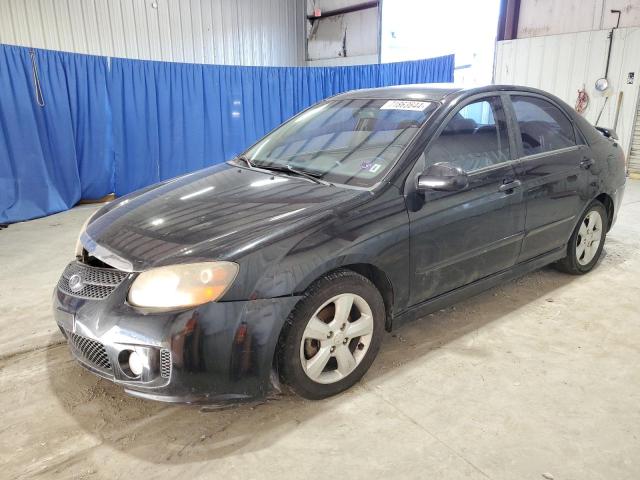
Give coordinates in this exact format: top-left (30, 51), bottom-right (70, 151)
top-left (1, 181), bottom-right (639, 480)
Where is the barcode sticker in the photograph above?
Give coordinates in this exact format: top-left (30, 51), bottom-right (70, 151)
top-left (380, 100), bottom-right (430, 111)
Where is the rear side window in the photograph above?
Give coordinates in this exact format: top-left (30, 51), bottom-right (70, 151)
top-left (511, 96), bottom-right (576, 156)
top-left (425, 97), bottom-right (511, 172)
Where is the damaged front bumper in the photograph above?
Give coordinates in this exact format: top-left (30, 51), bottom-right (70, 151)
top-left (53, 261), bottom-right (301, 404)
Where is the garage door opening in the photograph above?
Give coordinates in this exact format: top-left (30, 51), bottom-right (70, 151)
top-left (381, 0), bottom-right (502, 85)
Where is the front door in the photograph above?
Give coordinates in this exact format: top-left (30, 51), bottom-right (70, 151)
top-left (407, 95), bottom-right (526, 306)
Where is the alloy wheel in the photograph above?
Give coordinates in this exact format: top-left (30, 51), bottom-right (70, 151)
top-left (299, 293), bottom-right (374, 385)
top-left (576, 210), bottom-right (603, 265)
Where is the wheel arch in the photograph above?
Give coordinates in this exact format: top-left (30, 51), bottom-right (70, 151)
top-left (594, 192), bottom-right (614, 231)
top-left (272, 262), bottom-right (395, 390)
top-left (293, 259), bottom-right (396, 331)
top-left (341, 263), bottom-right (394, 331)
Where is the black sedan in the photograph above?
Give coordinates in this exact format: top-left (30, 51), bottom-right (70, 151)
top-left (53, 84), bottom-right (626, 403)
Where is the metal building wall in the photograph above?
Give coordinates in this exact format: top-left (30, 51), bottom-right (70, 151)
top-left (306, 0), bottom-right (379, 66)
top-left (0, 0), bottom-right (304, 66)
top-left (494, 27), bottom-right (640, 160)
top-left (517, 0), bottom-right (640, 38)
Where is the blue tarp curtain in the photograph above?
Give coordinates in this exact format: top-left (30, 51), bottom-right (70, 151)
top-left (0, 45), bottom-right (111, 223)
top-left (0, 43), bottom-right (454, 223)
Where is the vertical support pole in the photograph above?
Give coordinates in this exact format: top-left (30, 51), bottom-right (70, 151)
top-left (497, 0), bottom-right (520, 41)
top-left (377, 0), bottom-right (384, 64)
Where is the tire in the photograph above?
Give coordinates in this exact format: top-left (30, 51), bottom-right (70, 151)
top-left (277, 269), bottom-right (386, 400)
top-left (555, 200), bottom-right (607, 275)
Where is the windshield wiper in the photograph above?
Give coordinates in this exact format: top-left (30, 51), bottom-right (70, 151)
top-left (286, 165), bottom-right (333, 186)
top-left (253, 163), bottom-right (333, 186)
top-left (236, 154), bottom-right (254, 169)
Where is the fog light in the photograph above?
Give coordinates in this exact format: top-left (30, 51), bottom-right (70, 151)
top-left (128, 351), bottom-right (143, 376)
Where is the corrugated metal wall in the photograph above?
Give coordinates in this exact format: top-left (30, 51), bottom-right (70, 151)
top-left (306, 0), bottom-right (379, 65)
top-left (307, 8), bottom-right (378, 62)
top-left (517, 0), bottom-right (640, 38)
top-left (629, 98), bottom-right (640, 173)
top-left (0, 0), bottom-right (304, 66)
top-left (494, 27), bottom-right (640, 160)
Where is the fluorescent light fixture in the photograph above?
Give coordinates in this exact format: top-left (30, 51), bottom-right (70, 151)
top-left (151, 218), bottom-right (164, 226)
top-left (180, 186), bottom-right (214, 200)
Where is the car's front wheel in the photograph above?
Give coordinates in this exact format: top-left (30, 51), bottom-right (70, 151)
top-left (277, 269), bottom-right (385, 399)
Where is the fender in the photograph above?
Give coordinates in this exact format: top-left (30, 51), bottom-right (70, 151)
top-left (236, 184), bottom-right (412, 312)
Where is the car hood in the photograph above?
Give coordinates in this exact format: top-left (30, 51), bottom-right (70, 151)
top-left (83, 163), bottom-right (364, 271)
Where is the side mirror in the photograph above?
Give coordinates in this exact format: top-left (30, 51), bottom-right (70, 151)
top-left (417, 163), bottom-right (469, 192)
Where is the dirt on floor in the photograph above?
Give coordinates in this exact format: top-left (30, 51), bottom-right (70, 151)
top-left (1, 182), bottom-right (639, 480)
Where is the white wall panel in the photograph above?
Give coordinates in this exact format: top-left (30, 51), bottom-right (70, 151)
top-left (495, 27), bottom-right (640, 158)
top-left (307, 53), bottom-right (378, 66)
top-left (307, 0), bottom-right (362, 13)
top-left (306, 10), bottom-right (378, 62)
top-left (305, 0), bottom-right (379, 64)
top-left (0, 0), bottom-right (304, 66)
top-left (518, 0), bottom-right (640, 38)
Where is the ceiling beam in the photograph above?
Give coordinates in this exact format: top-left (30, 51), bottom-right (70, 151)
top-left (307, 1), bottom-right (379, 21)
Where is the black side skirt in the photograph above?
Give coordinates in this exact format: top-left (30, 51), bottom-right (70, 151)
top-left (391, 246), bottom-right (566, 330)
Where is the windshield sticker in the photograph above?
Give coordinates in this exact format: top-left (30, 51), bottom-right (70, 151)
top-left (380, 100), bottom-right (430, 111)
top-left (369, 164), bottom-right (382, 173)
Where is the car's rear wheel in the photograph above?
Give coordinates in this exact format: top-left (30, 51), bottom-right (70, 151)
top-left (555, 200), bottom-right (607, 274)
top-left (277, 269), bottom-right (385, 399)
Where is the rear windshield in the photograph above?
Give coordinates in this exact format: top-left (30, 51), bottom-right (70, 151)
top-left (243, 99), bottom-right (437, 187)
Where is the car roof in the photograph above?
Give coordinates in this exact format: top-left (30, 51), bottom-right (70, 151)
top-left (331, 83), bottom-right (463, 101)
top-left (331, 84), bottom-right (559, 103)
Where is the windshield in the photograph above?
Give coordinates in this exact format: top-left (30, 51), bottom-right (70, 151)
top-left (243, 98), bottom-right (437, 188)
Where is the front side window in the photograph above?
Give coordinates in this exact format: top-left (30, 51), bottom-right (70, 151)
top-left (511, 95), bottom-right (576, 156)
top-left (243, 99), bottom-right (437, 187)
top-left (425, 97), bottom-right (511, 172)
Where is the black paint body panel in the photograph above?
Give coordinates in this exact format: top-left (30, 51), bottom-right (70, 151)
top-left (53, 84), bottom-right (626, 403)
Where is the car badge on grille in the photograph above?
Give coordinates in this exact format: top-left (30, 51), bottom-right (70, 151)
top-left (68, 274), bottom-right (84, 292)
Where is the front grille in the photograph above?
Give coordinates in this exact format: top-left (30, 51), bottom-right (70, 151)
top-left (160, 349), bottom-right (172, 378)
top-left (68, 331), bottom-right (112, 372)
top-left (57, 261), bottom-right (128, 300)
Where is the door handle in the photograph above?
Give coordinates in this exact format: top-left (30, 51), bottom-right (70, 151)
top-left (499, 179), bottom-right (522, 193)
top-left (580, 158), bottom-right (594, 169)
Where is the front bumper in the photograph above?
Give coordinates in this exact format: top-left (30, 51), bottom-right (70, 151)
top-left (53, 264), bottom-right (301, 404)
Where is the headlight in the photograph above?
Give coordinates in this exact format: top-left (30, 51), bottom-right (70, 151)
top-left (75, 210), bottom-right (99, 257)
top-left (128, 262), bottom-right (239, 308)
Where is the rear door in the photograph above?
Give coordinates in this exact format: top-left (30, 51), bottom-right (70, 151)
top-left (507, 94), bottom-right (595, 262)
top-left (407, 94), bottom-right (526, 306)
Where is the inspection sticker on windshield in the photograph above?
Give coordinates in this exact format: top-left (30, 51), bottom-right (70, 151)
top-left (380, 100), bottom-right (430, 111)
